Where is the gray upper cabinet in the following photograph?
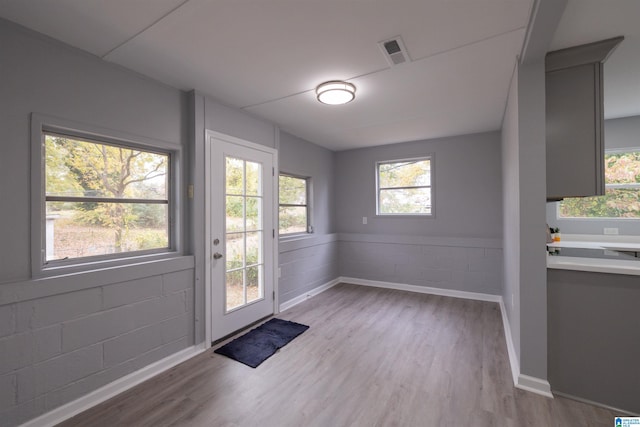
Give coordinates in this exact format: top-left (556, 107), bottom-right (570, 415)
top-left (545, 37), bottom-right (623, 201)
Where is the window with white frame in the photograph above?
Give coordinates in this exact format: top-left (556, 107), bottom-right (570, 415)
top-left (42, 130), bottom-right (171, 266)
top-left (279, 174), bottom-right (311, 235)
top-left (376, 157), bottom-right (432, 215)
top-left (559, 149), bottom-right (640, 219)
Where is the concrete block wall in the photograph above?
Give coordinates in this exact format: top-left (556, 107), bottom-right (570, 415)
top-left (339, 234), bottom-right (503, 295)
top-left (279, 235), bottom-right (339, 304)
top-left (0, 267), bottom-right (194, 427)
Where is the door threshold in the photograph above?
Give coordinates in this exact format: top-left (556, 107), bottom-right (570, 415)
top-left (211, 314), bottom-right (273, 347)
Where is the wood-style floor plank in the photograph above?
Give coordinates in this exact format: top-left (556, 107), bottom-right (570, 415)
top-left (58, 283), bottom-right (619, 427)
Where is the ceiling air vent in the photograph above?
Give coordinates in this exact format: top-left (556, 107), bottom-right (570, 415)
top-left (378, 36), bottom-right (411, 66)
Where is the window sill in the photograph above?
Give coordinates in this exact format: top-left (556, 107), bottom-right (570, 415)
top-left (279, 233), bottom-right (313, 242)
top-left (375, 214), bottom-right (434, 219)
top-left (1, 255), bottom-right (194, 305)
top-left (36, 251), bottom-right (182, 279)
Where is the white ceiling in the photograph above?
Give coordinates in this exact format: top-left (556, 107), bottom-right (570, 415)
top-left (550, 0), bottom-right (640, 120)
top-left (0, 0), bottom-right (534, 150)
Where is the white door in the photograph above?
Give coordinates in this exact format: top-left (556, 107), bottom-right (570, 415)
top-left (207, 131), bottom-right (277, 342)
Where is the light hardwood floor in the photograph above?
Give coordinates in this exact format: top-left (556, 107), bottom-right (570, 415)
top-left (58, 283), bottom-right (618, 427)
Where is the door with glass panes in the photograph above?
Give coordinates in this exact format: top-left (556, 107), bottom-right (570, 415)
top-left (208, 132), bottom-right (275, 342)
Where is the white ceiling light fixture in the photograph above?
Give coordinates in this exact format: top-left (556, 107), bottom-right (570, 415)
top-left (316, 80), bottom-right (356, 105)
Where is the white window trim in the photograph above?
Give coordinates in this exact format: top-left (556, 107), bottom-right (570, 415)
top-left (375, 155), bottom-right (435, 217)
top-left (278, 172), bottom-right (313, 237)
top-left (30, 113), bottom-right (183, 278)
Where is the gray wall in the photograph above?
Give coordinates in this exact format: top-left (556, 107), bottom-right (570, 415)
top-left (335, 132), bottom-right (504, 295)
top-left (335, 132), bottom-right (503, 238)
top-left (500, 60), bottom-right (549, 381)
top-left (517, 61), bottom-right (548, 381)
top-left (278, 132), bottom-right (338, 303)
top-left (0, 20), bottom-right (194, 426)
top-left (279, 131), bottom-right (335, 235)
top-left (501, 64), bottom-right (521, 361)
top-left (548, 269), bottom-right (640, 414)
top-left (547, 114), bottom-right (640, 236)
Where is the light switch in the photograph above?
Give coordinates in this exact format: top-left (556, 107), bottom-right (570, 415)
top-left (362, 216), bottom-right (367, 225)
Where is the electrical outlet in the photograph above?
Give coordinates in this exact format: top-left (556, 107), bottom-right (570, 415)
top-left (362, 216), bottom-right (367, 225)
top-left (278, 267), bottom-right (281, 278)
top-left (604, 227), bottom-right (619, 235)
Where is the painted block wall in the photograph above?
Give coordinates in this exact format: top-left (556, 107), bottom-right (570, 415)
top-left (0, 265), bottom-right (194, 426)
top-left (279, 236), bottom-right (339, 303)
top-left (334, 131), bottom-right (504, 296)
top-left (339, 235), bottom-right (502, 295)
top-left (277, 131), bottom-right (339, 304)
top-left (0, 20), bottom-right (194, 426)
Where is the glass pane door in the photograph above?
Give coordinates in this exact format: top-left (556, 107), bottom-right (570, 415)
top-left (225, 156), bottom-right (264, 312)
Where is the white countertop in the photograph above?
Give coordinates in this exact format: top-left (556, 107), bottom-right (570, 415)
top-left (547, 234), bottom-right (640, 275)
top-left (547, 254), bottom-right (640, 276)
top-left (547, 240), bottom-right (640, 252)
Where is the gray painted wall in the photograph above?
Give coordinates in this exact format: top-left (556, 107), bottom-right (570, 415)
top-left (335, 132), bottom-right (503, 238)
top-left (279, 131), bottom-right (335, 235)
top-left (548, 269), bottom-right (640, 414)
top-left (204, 97), bottom-right (277, 149)
top-left (334, 132), bottom-right (504, 296)
top-left (547, 114), bottom-right (640, 236)
top-left (339, 234), bottom-right (503, 295)
top-left (0, 20), bottom-right (194, 426)
top-left (278, 132), bottom-right (339, 304)
top-left (279, 236), bottom-right (338, 303)
top-left (501, 64), bottom-right (521, 361)
top-left (500, 60), bottom-right (549, 381)
top-left (517, 61), bottom-right (548, 381)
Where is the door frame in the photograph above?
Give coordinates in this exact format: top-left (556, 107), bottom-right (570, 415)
top-left (204, 130), bottom-right (279, 346)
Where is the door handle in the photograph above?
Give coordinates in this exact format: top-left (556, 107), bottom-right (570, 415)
top-left (213, 252), bottom-right (223, 260)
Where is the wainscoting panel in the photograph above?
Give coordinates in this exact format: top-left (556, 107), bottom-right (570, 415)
top-left (338, 233), bottom-right (502, 296)
top-left (278, 234), bottom-right (339, 306)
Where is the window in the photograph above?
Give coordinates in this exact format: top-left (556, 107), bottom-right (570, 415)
top-left (42, 130), bottom-right (171, 266)
top-left (279, 174), bottom-right (310, 235)
top-left (376, 157), bottom-right (432, 215)
top-left (559, 149), bottom-right (640, 219)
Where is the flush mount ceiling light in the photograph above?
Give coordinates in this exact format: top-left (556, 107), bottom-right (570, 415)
top-left (316, 81), bottom-right (356, 105)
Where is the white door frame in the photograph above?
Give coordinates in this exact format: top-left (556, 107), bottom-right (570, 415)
top-left (204, 130), bottom-right (279, 346)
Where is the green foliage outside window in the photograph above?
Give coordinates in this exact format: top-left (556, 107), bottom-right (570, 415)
top-left (279, 175), bottom-right (308, 234)
top-left (45, 134), bottom-right (169, 260)
top-left (560, 151), bottom-right (640, 218)
top-left (377, 159), bottom-right (431, 215)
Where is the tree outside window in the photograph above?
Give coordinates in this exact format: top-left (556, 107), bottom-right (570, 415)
top-left (560, 150), bottom-right (640, 218)
top-left (279, 174), bottom-right (310, 235)
top-left (44, 132), bottom-right (170, 262)
top-left (377, 157), bottom-right (432, 215)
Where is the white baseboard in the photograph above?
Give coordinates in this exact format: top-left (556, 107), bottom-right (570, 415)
top-left (340, 276), bottom-right (502, 303)
top-left (516, 374), bottom-right (553, 397)
top-left (279, 278), bottom-right (340, 312)
top-left (343, 276), bottom-right (554, 398)
top-left (552, 391), bottom-right (639, 417)
top-left (499, 299), bottom-right (521, 388)
top-left (498, 300), bottom-right (553, 398)
top-left (21, 344), bottom-right (207, 427)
